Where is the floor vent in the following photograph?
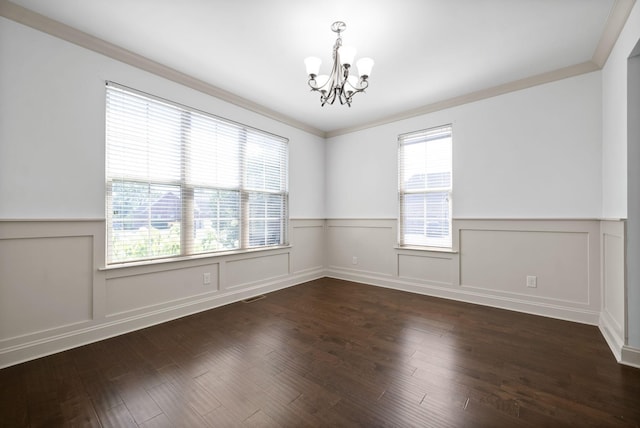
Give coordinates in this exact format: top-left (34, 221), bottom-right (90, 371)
top-left (242, 295), bottom-right (266, 303)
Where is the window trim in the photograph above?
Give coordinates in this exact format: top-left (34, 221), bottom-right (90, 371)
top-left (100, 243), bottom-right (293, 272)
top-left (398, 124), bottom-right (453, 249)
top-left (105, 81), bottom-right (289, 265)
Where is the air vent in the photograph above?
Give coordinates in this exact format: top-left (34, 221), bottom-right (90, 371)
top-left (242, 295), bottom-right (265, 304)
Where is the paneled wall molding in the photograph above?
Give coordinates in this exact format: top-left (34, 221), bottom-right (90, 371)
top-left (599, 219), bottom-right (627, 364)
top-left (291, 218), bottom-right (326, 277)
top-left (326, 218), bottom-right (603, 326)
top-left (224, 252), bottom-right (290, 290)
top-left (0, 267), bottom-right (323, 369)
top-left (453, 218), bottom-right (602, 228)
top-left (103, 257), bottom-right (223, 279)
top-left (0, 218), bottom-right (632, 368)
top-left (326, 218), bottom-right (397, 227)
top-left (0, 219), bottom-right (324, 369)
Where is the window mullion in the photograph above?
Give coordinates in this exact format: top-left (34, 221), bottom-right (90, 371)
top-left (239, 129), bottom-right (249, 249)
top-left (448, 189), bottom-right (453, 241)
top-left (106, 180), bottom-right (115, 263)
top-left (180, 111), bottom-right (193, 256)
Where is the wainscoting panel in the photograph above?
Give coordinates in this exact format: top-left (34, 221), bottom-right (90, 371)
top-left (327, 218), bottom-right (601, 325)
top-left (459, 229), bottom-right (589, 304)
top-left (599, 220), bottom-right (626, 361)
top-left (456, 220), bottom-right (601, 322)
top-left (105, 262), bottom-right (220, 317)
top-left (224, 251), bottom-right (290, 290)
top-left (0, 219), bottom-right (323, 369)
top-left (291, 219), bottom-right (325, 275)
top-left (0, 218), bottom-right (618, 368)
top-left (0, 220), bottom-right (104, 367)
top-left (0, 235), bottom-right (93, 339)
top-left (326, 219), bottom-right (396, 277)
top-left (397, 252), bottom-right (455, 286)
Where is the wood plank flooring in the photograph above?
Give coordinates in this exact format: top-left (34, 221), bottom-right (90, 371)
top-left (1, 277), bottom-right (639, 427)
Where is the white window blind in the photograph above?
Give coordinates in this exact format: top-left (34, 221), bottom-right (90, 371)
top-left (398, 125), bottom-right (452, 248)
top-left (106, 82), bottom-right (288, 264)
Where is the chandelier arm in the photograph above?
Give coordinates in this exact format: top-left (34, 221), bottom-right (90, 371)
top-left (354, 78), bottom-right (369, 92)
top-left (345, 77), bottom-right (369, 94)
top-left (307, 75), bottom-right (326, 92)
top-left (307, 76), bottom-right (320, 90)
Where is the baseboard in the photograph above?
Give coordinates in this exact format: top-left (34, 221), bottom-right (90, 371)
top-left (0, 268), bottom-right (324, 369)
top-left (621, 346), bottom-right (640, 369)
top-left (326, 268), bottom-right (600, 326)
top-left (600, 313), bottom-right (640, 369)
top-left (599, 310), bottom-right (625, 362)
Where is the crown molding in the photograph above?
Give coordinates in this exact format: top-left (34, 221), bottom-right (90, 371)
top-left (592, 0), bottom-right (636, 67)
top-left (325, 61), bottom-right (600, 138)
top-left (0, 0), bottom-right (326, 138)
top-left (1, 0), bottom-right (636, 139)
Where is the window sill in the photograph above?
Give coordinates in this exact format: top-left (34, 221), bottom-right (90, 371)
top-left (395, 245), bottom-right (458, 254)
top-left (100, 244), bottom-right (292, 271)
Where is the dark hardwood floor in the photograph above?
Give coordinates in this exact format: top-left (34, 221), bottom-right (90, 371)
top-left (1, 278), bottom-right (639, 427)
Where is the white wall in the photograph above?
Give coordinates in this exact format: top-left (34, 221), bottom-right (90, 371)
top-left (627, 49), bottom-right (640, 354)
top-left (600, 220), bottom-right (626, 361)
top-left (602, 2), bottom-right (640, 220)
top-left (0, 17), bottom-right (325, 220)
top-left (326, 72), bottom-right (603, 219)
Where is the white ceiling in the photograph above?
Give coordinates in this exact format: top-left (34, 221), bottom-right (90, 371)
top-left (4, 0), bottom-right (624, 135)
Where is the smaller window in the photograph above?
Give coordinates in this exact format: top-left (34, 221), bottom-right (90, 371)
top-left (398, 125), bottom-right (453, 248)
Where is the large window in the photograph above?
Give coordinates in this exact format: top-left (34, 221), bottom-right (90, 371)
top-left (398, 125), bottom-right (452, 248)
top-left (106, 82), bottom-right (288, 264)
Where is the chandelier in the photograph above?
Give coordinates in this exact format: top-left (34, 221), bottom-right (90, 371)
top-left (304, 21), bottom-right (374, 107)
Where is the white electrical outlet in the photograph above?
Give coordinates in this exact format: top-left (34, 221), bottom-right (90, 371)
top-left (526, 275), bottom-right (537, 288)
top-left (352, 256), bottom-right (358, 265)
top-left (203, 272), bottom-right (211, 285)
